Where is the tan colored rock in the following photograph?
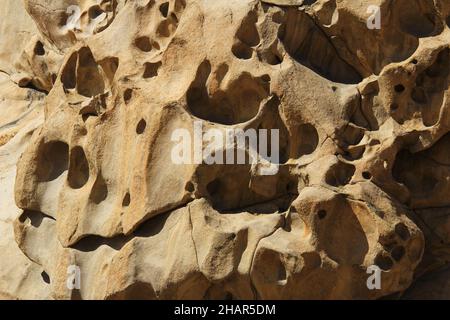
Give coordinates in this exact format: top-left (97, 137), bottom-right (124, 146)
top-left (0, 0), bottom-right (449, 299)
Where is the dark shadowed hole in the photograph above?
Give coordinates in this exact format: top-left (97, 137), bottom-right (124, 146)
top-left (88, 5), bottom-right (104, 19)
top-left (224, 292), bottom-right (233, 300)
top-left (411, 87), bottom-right (427, 104)
top-left (390, 103), bottom-right (399, 111)
top-left (123, 88), bottom-right (133, 104)
top-left (391, 246), bottom-right (405, 261)
top-left (41, 271), bottom-right (50, 284)
top-left (68, 146), bottom-right (89, 189)
top-left (318, 210), bottom-right (327, 220)
top-left (152, 41), bottom-right (161, 51)
top-left (362, 171), bottom-right (372, 180)
top-left (136, 119), bottom-right (146, 134)
top-left (143, 62), bottom-right (162, 78)
top-left (261, 74), bottom-right (271, 83)
top-left (232, 42), bottom-right (253, 60)
top-left (394, 84), bottom-right (405, 93)
top-left (71, 290), bottom-right (82, 300)
top-left (395, 223), bottom-right (410, 241)
top-left (61, 52), bottom-right (77, 90)
top-left (325, 162), bottom-right (355, 187)
top-left (77, 47), bottom-right (105, 97)
top-left (295, 123), bottom-right (319, 158)
top-left (122, 192), bottom-right (131, 207)
top-left (375, 253), bottom-right (394, 270)
top-left (207, 179), bottom-right (220, 197)
top-left (89, 174), bottom-right (108, 204)
top-left (159, 2), bottom-right (169, 17)
top-left (156, 20), bottom-right (172, 37)
top-left (135, 37), bottom-right (152, 52)
top-left (36, 141), bottom-right (69, 182)
top-left (185, 182), bottom-right (194, 192)
top-left (34, 41), bottom-right (45, 56)
top-left (170, 12), bottom-right (179, 23)
top-left (18, 210), bottom-right (49, 228)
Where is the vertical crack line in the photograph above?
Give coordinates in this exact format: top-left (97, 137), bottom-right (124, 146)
top-left (187, 203), bottom-right (201, 275)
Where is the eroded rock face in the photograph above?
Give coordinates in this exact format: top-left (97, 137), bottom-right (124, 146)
top-left (0, 0), bottom-right (449, 299)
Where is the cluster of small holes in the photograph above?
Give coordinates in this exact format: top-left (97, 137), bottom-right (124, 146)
top-left (375, 223), bottom-right (411, 271)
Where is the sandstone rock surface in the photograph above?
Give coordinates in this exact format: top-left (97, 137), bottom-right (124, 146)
top-left (0, 0), bottom-right (449, 299)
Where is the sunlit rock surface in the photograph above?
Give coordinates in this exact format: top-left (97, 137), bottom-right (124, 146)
top-left (0, 0), bottom-right (449, 299)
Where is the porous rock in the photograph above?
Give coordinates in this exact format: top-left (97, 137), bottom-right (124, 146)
top-left (0, 0), bottom-right (449, 299)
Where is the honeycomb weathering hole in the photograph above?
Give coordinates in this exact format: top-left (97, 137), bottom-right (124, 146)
top-left (392, 149), bottom-right (439, 195)
top-left (99, 57), bottom-right (119, 84)
top-left (236, 11), bottom-right (260, 48)
top-left (159, 2), bottom-right (169, 18)
top-left (394, 84), bottom-right (405, 93)
top-left (36, 141), bottom-right (69, 182)
top-left (398, 0), bottom-right (437, 37)
top-left (143, 62), bottom-right (162, 78)
top-left (325, 162), bottom-right (356, 187)
top-left (89, 174), bottom-right (108, 204)
top-left (391, 245), bottom-right (405, 261)
top-left (88, 5), bottom-right (104, 20)
top-left (187, 61), bottom-right (270, 125)
top-left (136, 119), bottom-right (147, 134)
top-left (123, 88), bottom-right (133, 103)
top-left (61, 52), bottom-right (77, 90)
top-left (232, 10), bottom-right (260, 60)
top-left (122, 193), bottom-right (131, 207)
top-left (375, 253), bottom-right (394, 271)
top-left (292, 123), bottom-right (319, 158)
top-left (135, 36), bottom-right (152, 52)
top-left (278, 8), bottom-right (362, 84)
top-left (41, 271), bottom-right (50, 284)
top-left (77, 47), bottom-right (105, 97)
top-left (203, 163), bottom-right (296, 213)
top-left (395, 223), bottom-right (411, 241)
top-left (362, 171), bottom-right (372, 180)
top-left (317, 210), bottom-right (327, 220)
top-left (68, 146), bottom-right (90, 189)
top-left (6, 0), bottom-right (444, 300)
top-left (34, 41), bottom-right (45, 56)
top-left (232, 42), bottom-right (253, 60)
